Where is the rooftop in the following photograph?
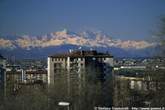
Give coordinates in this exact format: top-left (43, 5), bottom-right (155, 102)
top-left (49, 50), bottom-right (113, 58)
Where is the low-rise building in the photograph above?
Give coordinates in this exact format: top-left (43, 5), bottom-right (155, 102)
top-left (25, 70), bottom-right (47, 84)
top-left (0, 54), bottom-right (6, 97)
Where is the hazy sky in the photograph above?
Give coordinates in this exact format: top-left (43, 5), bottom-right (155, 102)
top-left (0, 0), bottom-right (165, 40)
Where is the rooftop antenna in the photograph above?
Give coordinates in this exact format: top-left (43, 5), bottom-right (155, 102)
top-left (78, 46), bottom-right (83, 55)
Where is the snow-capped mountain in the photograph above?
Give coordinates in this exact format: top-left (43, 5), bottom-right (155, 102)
top-left (0, 29), bottom-right (157, 59)
top-left (0, 29), bottom-right (155, 49)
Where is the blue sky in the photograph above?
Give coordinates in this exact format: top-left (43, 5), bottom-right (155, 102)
top-left (0, 0), bottom-right (165, 40)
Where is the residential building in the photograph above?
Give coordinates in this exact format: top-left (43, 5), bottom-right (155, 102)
top-left (0, 54), bottom-right (6, 97)
top-left (5, 68), bottom-right (47, 95)
top-left (47, 50), bottom-right (113, 85)
top-left (25, 69), bottom-right (47, 84)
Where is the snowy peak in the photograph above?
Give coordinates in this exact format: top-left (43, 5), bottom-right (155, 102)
top-left (50, 29), bottom-right (78, 39)
top-left (79, 30), bottom-right (111, 40)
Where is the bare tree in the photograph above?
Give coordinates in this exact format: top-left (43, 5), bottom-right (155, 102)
top-left (155, 17), bottom-right (165, 56)
top-left (146, 16), bottom-right (165, 106)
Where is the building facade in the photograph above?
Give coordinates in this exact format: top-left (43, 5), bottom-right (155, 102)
top-left (47, 50), bottom-right (113, 85)
top-left (0, 54), bottom-right (6, 97)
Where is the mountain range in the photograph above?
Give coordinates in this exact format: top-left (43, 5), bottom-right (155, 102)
top-left (0, 29), bottom-right (157, 59)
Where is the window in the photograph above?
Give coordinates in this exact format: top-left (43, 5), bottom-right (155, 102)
top-left (81, 63), bottom-right (84, 67)
top-left (70, 58), bottom-right (74, 62)
top-left (81, 58), bottom-right (83, 61)
top-left (54, 63), bottom-right (62, 68)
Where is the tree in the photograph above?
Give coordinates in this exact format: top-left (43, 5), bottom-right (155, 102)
top-left (1, 84), bottom-right (48, 110)
top-left (145, 16), bottom-right (165, 106)
top-left (155, 17), bottom-right (165, 56)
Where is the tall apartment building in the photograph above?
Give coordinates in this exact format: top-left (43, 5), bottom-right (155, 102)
top-left (47, 50), bottom-right (113, 85)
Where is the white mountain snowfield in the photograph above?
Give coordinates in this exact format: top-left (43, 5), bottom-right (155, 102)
top-left (0, 29), bottom-right (155, 50)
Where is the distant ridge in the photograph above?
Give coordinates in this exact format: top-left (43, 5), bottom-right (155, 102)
top-left (0, 29), bottom-right (157, 59)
